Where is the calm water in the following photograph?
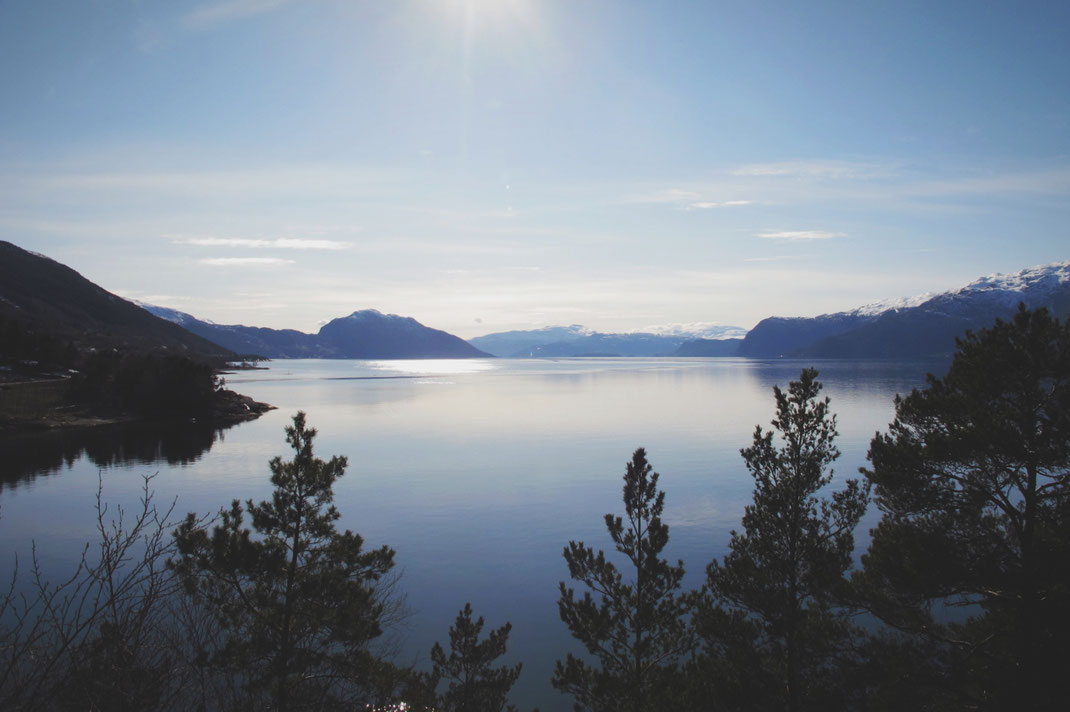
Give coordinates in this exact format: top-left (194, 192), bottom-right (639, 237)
top-left (0, 357), bottom-right (938, 709)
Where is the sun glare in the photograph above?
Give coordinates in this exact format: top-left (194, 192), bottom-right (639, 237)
top-left (367, 359), bottom-right (499, 376)
top-left (431, 0), bottom-right (542, 46)
top-left (450, 0), bottom-right (536, 27)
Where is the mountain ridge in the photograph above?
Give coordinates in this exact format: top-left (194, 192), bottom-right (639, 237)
top-left (142, 305), bottom-right (490, 359)
top-left (469, 261), bottom-right (1070, 360)
top-left (468, 324), bottom-right (746, 358)
top-left (8, 238), bottom-right (1066, 363)
top-left (739, 261), bottom-right (1070, 359)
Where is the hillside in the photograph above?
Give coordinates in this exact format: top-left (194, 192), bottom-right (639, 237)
top-left (671, 338), bottom-right (744, 357)
top-left (0, 241), bottom-right (231, 358)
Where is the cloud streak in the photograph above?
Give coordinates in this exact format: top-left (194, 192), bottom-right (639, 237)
top-left (12, 165), bottom-right (397, 200)
top-left (732, 160), bottom-right (891, 180)
top-left (756, 230), bottom-right (847, 241)
top-left (176, 237), bottom-right (353, 250)
top-left (621, 188), bottom-right (754, 211)
top-left (686, 199), bottom-right (753, 210)
top-left (744, 255), bottom-right (803, 262)
top-left (199, 257), bottom-right (295, 266)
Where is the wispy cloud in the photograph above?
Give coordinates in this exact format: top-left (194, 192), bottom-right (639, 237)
top-left (624, 188), bottom-right (700, 204)
top-left (19, 165), bottom-right (392, 198)
top-left (596, 160), bottom-right (1070, 221)
top-left (686, 199), bottom-right (753, 210)
top-left (733, 160), bottom-right (890, 180)
top-left (908, 168), bottom-right (1070, 198)
top-left (621, 188), bottom-right (753, 211)
top-left (744, 255), bottom-right (803, 262)
top-left (199, 257), bottom-right (295, 266)
top-left (175, 237), bottom-right (353, 250)
top-left (184, 0), bottom-right (294, 29)
top-left (755, 230), bottom-right (847, 241)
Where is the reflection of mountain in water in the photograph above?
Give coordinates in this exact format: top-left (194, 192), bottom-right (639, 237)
top-left (0, 420), bottom-right (237, 490)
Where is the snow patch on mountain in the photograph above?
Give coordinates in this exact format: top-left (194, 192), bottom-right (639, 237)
top-left (849, 293), bottom-right (935, 317)
top-left (512, 324), bottom-right (595, 337)
top-left (824, 261), bottom-right (1070, 321)
top-left (135, 301), bottom-right (213, 326)
top-left (633, 322), bottom-right (749, 340)
top-left (953, 260), bottom-right (1070, 297)
top-left (345, 309), bottom-right (386, 320)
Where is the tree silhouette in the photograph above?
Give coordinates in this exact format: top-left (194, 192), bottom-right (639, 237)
top-left (698, 368), bottom-right (868, 712)
top-left (554, 448), bottom-right (691, 712)
top-left (431, 602), bottom-right (522, 712)
top-left (171, 412), bottom-right (396, 711)
top-left (857, 305), bottom-right (1070, 711)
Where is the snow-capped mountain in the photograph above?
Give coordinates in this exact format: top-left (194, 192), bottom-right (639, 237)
top-left (739, 261), bottom-right (1070, 359)
top-left (632, 322), bottom-right (750, 340)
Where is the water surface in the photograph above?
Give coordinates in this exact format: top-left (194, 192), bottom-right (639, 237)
top-left (0, 357), bottom-right (937, 710)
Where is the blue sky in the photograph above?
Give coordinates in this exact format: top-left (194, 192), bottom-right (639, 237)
top-left (1, 0), bottom-right (1068, 338)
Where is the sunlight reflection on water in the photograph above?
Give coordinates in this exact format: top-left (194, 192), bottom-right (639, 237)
top-left (0, 357), bottom-right (939, 711)
top-left (365, 359), bottom-right (500, 375)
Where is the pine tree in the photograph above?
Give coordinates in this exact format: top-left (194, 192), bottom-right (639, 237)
top-left (699, 368), bottom-right (868, 712)
top-left (553, 448), bottom-right (691, 712)
top-left (430, 602), bottom-right (522, 712)
top-left (170, 412), bottom-right (397, 711)
top-left (857, 306), bottom-right (1070, 711)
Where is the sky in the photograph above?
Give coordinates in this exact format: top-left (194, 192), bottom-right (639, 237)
top-left (1, 0), bottom-right (1068, 339)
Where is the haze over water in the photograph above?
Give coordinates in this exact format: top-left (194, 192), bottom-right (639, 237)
top-left (0, 357), bottom-right (936, 709)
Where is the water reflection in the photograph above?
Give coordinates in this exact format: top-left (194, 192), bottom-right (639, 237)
top-left (365, 359), bottom-right (500, 376)
top-left (0, 419), bottom-right (238, 491)
top-left (0, 358), bottom-right (940, 710)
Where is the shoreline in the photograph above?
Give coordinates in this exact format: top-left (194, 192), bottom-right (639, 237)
top-left (0, 388), bottom-right (274, 433)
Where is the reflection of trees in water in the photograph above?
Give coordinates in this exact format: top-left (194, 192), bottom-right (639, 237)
top-left (0, 420), bottom-right (237, 489)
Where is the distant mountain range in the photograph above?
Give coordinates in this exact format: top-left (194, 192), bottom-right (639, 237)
top-left (735, 261), bottom-right (1070, 359)
top-left (468, 324), bottom-right (747, 358)
top-left (4, 239), bottom-right (1067, 362)
top-left (142, 305), bottom-right (489, 359)
top-left (469, 262), bottom-right (1070, 360)
top-left (0, 241), bottom-right (230, 358)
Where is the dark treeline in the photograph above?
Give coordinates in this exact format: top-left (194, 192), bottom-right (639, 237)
top-left (2, 305), bottom-right (1067, 711)
top-left (1, 316), bottom-right (267, 425)
top-left (67, 351), bottom-right (221, 418)
top-left (0, 316), bottom-right (79, 370)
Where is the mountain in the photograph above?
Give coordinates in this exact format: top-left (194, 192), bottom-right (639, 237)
top-left (316, 311), bottom-right (490, 359)
top-left (671, 338), bottom-right (744, 357)
top-left (0, 241), bottom-right (231, 357)
top-left (469, 324), bottom-right (747, 358)
top-left (525, 333), bottom-right (695, 357)
top-left (142, 306), bottom-right (489, 359)
top-left (140, 304), bottom-right (321, 358)
top-left (738, 261), bottom-right (1070, 359)
top-left (467, 325), bottom-right (593, 358)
